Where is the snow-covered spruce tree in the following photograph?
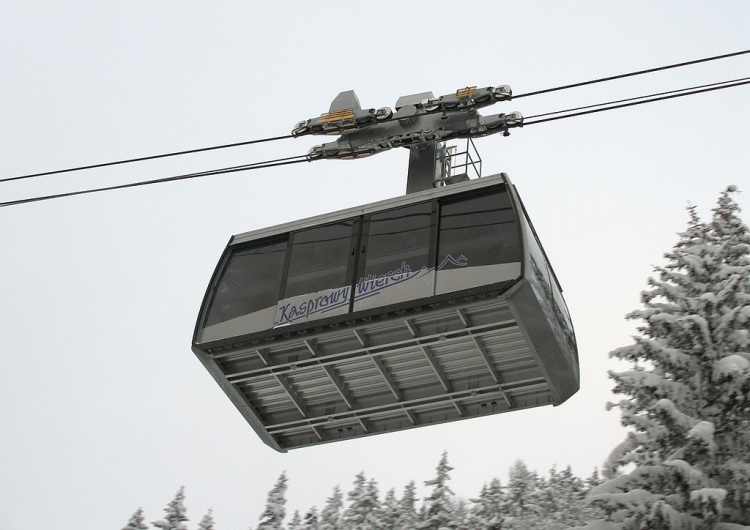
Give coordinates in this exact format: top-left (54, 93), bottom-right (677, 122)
top-left (197, 509), bottom-right (215, 530)
top-left (575, 469), bottom-right (608, 525)
top-left (522, 465), bottom-right (593, 530)
top-left (582, 187), bottom-right (750, 529)
top-left (586, 468), bottom-right (604, 492)
top-left (450, 497), bottom-right (470, 530)
top-left (469, 478), bottom-right (506, 529)
top-left (419, 451), bottom-right (457, 530)
top-left (319, 486), bottom-right (344, 530)
top-left (395, 481), bottom-right (420, 529)
top-left (503, 460), bottom-right (542, 522)
top-left (343, 472), bottom-right (382, 529)
top-left (364, 479), bottom-right (383, 529)
top-left (343, 472), bottom-right (367, 529)
top-left (379, 488), bottom-right (401, 529)
top-left (545, 466), bottom-right (585, 520)
top-left (122, 507), bottom-right (149, 530)
top-left (302, 506), bottom-right (320, 530)
top-left (153, 487), bottom-right (189, 530)
top-left (257, 472), bottom-right (288, 530)
top-left (288, 510), bottom-right (302, 530)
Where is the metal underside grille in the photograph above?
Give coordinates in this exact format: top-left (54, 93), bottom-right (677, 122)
top-left (203, 294), bottom-right (555, 451)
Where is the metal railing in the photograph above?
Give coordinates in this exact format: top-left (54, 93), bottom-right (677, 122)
top-left (435, 139), bottom-right (482, 186)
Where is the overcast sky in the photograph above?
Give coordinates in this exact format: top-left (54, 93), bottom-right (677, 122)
top-left (1, 2), bottom-right (749, 529)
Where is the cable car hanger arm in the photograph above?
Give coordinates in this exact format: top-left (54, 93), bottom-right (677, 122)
top-left (293, 86), bottom-right (522, 161)
top-left (291, 85), bottom-right (513, 138)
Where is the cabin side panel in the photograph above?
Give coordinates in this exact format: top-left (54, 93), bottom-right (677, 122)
top-left (195, 181), bottom-right (526, 349)
top-left (511, 213), bottom-right (579, 403)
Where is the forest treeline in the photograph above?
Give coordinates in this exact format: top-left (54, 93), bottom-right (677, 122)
top-left (122, 455), bottom-right (604, 530)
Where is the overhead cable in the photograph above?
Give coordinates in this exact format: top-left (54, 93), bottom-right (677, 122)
top-left (3, 52), bottom-right (749, 208)
top-left (4, 49), bottom-right (747, 186)
top-left (523, 77), bottom-right (750, 121)
top-left (4, 78), bottom-right (748, 208)
top-left (0, 134), bottom-right (295, 184)
top-left (0, 155), bottom-right (308, 208)
top-left (513, 49), bottom-right (750, 99)
top-left (523, 77), bottom-right (750, 126)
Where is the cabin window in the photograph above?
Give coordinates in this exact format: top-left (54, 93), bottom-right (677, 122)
top-left (283, 220), bottom-right (356, 299)
top-left (354, 202), bottom-right (434, 311)
top-left (436, 187), bottom-right (522, 293)
top-left (362, 202), bottom-right (433, 279)
top-left (439, 188), bottom-right (520, 267)
top-left (204, 238), bottom-right (287, 327)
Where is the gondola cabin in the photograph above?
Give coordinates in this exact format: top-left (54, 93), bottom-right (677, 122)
top-left (192, 173), bottom-right (579, 452)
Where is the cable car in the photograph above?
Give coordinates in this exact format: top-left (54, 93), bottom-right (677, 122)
top-left (192, 172), bottom-right (579, 452)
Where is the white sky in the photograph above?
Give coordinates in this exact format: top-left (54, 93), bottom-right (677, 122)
top-left (1, 2), bottom-right (748, 529)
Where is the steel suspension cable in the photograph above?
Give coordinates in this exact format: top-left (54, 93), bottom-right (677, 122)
top-left (4, 50), bottom-right (747, 187)
top-left (0, 155), bottom-right (308, 208)
top-left (0, 133), bottom-right (295, 184)
top-left (513, 49), bottom-right (750, 99)
top-left (524, 77), bottom-right (750, 120)
top-left (4, 78), bottom-right (748, 208)
top-left (3, 51), bottom-right (749, 208)
top-left (522, 78), bottom-right (750, 126)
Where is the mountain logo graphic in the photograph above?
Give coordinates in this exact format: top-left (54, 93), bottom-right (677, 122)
top-left (438, 254), bottom-right (468, 270)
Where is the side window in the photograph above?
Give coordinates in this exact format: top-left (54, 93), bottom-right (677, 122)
top-left (354, 202), bottom-right (434, 311)
top-left (282, 220), bottom-right (356, 299)
top-left (362, 202), bottom-right (433, 278)
top-left (436, 186), bottom-right (522, 294)
top-left (203, 238), bottom-right (288, 328)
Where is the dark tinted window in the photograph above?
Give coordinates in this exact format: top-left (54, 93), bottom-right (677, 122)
top-left (363, 202), bottom-right (433, 278)
top-left (284, 221), bottom-right (356, 298)
top-left (204, 238), bottom-right (287, 327)
top-left (438, 187), bottom-right (521, 269)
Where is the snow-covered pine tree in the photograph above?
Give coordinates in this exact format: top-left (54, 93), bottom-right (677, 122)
top-left (503, 460), bottom-right (541, 521)
top-left (379, 488), bottom-right (401, 529)
top-left (554, 466), bottom-right (585, 513)
top-left (577, 469), bottom-right (607, 525)
top-left (395, 481), bottom-right (420, 529)
top-left (152, 487), bottom-right (189, 530)
top-left (122, 507), bottom-right (149, 530)
top-left (257, 472), bottom-right (288, 530)
top-left (343, 472), bottom-right (367, 529)
top-left (319, 486), bottom-right (344, 530)
top-left (343, 472), bottom-right (382, 529)
top-left (449, 497), bottom-right (469, 530)
top-left (524, 465), bottom-right (589, 529)
top-left (586, 468), bottom-right (603, 492)
top-left (302, 506), bottom-right (320, 530)
top-left (288, 510), bottom-right (302, 530)
top-left (581, 187), bottom-right (750, 529)
top-left (197, 509), bottom-right (215, 530)
top-left (419, 451), bottom-right (456, 530)
top-left (363, 479), bottom-right (383, 529)
top-left (469, 478), bottom-right (506, 530)
top-left (418, 504), bottom-right (428, 526)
